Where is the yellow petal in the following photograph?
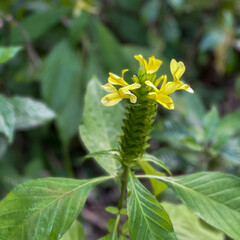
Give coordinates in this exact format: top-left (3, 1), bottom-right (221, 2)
top-left (126, 82), bottom-right (141, 90)
top-left (145, 80), bottom-right (159, 92)
top-left (155, 75), bottom-right (165, 87)
top-left (148, 92), bottom-right (157, 100)
top-left (147, 56), bottom-right (162, 74)
top-left (177, 83), bottom-right (194, 93)
top-left (175, 80), bottom-right (194, 93)
top-left (163, 82), bottom-right (178, 95)
top-left (121, 69), bottom-right (129, 77)
top-left (155, 94), bottom-right (174, 110)
top-left (108, 72), bottom-right (128, 86)
top-left (170, 59), bottom-right (185, 81)
top-left (101, 92), bottom-right (122, 106)
top-left (134, 54), bottom-right (147, 69)
top-left (159, 75), bottom-right (167, 91)
top-left (129, 93), bottom-right (137, 103)
top-left (101, 83), bottom-right (117, 93)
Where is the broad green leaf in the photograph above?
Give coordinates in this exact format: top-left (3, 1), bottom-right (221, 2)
top-left (92, 19), bottom-right (126, 73)
top-left (0, 94), bottom-right (55, 142)
top-left (0, 46), bottom-right (22, 64)
top-left (68, 12), bottom-right (89, 46)
top-left (203, 106), bottom-right (219, 142)
top-left (140, 162), bottom-right (167, 196)
top-left (145, 172), bottom-right (240, 239)
top-left (0, 176), bottom-right (112, 240)
top-left (10, 96), bottom-right (55, 130)
top-left (174, 93), bottom-right (206, 124)
top-left (109, 10), bottom-right (147, 45)
top-left (141, 153), bottom-right (172, 175)
top-left (10, 8), bottom-right (70, 44)
top-left (215, 110), bottom-right (240, 137)
top-left (85, 150), bottom-right (122, 174)
top-left (0, 95), bottom-right (15, 142)
top-left (41, 40), bottom-right (82, 143)
top-left (127, 172), bottom-right (177, 240)
top-left (61, 220), bottom-right (85, 240)
top-left (162, 202), bottom-right (224, 240)
top-left (0, 162), bottom-right (29, 194)
top-left (79, 78), bottom-right (124, 175)
top-left (218, 139), bottom-right (240, 165)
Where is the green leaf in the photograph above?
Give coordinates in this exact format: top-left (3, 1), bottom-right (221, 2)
top-left (140, 162), bottom-right (167, 196)
top-left (41, 40), bottom-right (82, 143)
top-left (61, 220), bottom-right (86, 240)
top-left (203, 106), bottom-right (219, 142)
top-left (10, 8), bottom-right (70, 44)
top-left (0, 95), bottom-right (15, 142)
top-left (0, 46), bottom-right (22, 64)
top-left (10, 96), bottom-right (55, 130)
top-left (92, 19), bottom-right (126, 73)
top-left (215, 110), bottom-right (240, 137)
top-left (174, 93), bottom-right (206, 124)
top-left (105, 206), bottom-right (119, 214)
top-left (218, 139), bottom-right (240, 165)
top-left (0, 95), bottom-right (55, 142)
top-left (141, 153), bottom-right (172, 175)
top-left (146, 172), bottom-right (240, 239)
top-left (0, 176), bottom-right (112, 239)
top-left (161, 202), bottom-right (224, 240)
top-left (127, 172), bottom-right (177, 240)
top-left (68, 12), bottom-right (89, 46)
top-left (85, 150), bottom-right (122, 174)
top-left (79, 78), bottom-right (124, 175)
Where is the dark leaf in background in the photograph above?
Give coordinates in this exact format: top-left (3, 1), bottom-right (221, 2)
top-left (10, 8), bottom-right (70, 44)
top-left (0, 94), bottom-right (55, 142)
top-left (91, 19), bottom-right (127, 73)
top-left (109, 11), bottom-right (147, 45)
top-left (68, 12), bottom-right (90, 47)
top-left (41, 40), bottom-right (82, 144)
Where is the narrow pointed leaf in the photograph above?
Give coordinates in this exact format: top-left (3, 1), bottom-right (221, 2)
top-left (0, 46), bottom-right (22, 64)
top-left (127, 172), bottom-right (177, 240)
top-left (0, 176), bottom-right (111, 240)
top-left (145, 172), bottom-right (240, 239)
top-left (140, 162), bottom-right (167, 196)
top-left (141, 153), bottom-right (172, 175)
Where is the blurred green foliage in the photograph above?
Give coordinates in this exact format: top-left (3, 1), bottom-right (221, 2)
top-left (0, 0), bottom-right (240, 237)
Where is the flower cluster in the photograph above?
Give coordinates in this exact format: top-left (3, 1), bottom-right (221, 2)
top-left (101, 55), bottom-right (193, 110)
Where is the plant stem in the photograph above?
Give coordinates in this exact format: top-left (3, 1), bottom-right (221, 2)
top-left (117, 166), bottom-right (129, 235)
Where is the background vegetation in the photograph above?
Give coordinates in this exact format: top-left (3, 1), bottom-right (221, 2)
top-left (0, 0), bottom-right (240, 238)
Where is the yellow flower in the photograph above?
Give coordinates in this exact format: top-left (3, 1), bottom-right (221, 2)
top-left (135, 55), bottom-right (162, 74)
top-left (170, 59), bottom-right (194, 93)
top-left (101, 70), bottom-right (141, 106)
top-left (145, 75), bottom-right (176, 110)
top-left (108, 69), bottom-right (129, 86)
